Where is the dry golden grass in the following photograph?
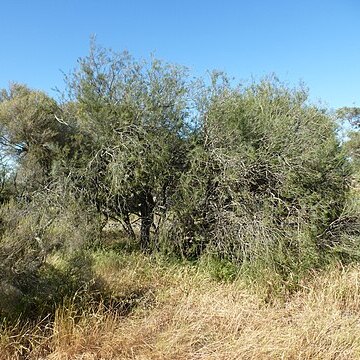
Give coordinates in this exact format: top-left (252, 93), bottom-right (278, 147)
top-left (2, 252), bottom-right (360, 359)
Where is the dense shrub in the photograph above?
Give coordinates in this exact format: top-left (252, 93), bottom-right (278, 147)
top-left (161, 78), bottom-right (353, 277)
top-left (0, 45), bottom-right (359, 319)
top-left (0, 186), bottom-right (101, 319)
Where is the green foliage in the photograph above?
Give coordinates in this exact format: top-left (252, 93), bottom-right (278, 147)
top-left (63, 42), bottom-right (194, 247)
top-left (164, 76), bottom-right (352, 278)
top-left (337, 106), bottom-right (360, 127)
top-left (0, 84), bottom-right (71, 193)
top-left (0, 186), bottom-right (102, 320)
top-left (0, 42), bottom-right (359, 322)
top-left (199, 254), bottom-right (239, 281)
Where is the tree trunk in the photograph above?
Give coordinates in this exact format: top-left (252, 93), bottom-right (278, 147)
top-left (123, 212), bottom-right (136, 240)
top-left (140, 189), bottom-right (155, 250)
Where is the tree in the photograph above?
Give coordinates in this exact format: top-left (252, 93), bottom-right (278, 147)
top-left (337, 107), bottom-right (360, 170)
top-left (168, 76), bottom-right (350, 266)
top-left (63, 43), bottom-right (194, 248)
top-left (0, 84), bottom-right (70, 193)
top-left (337, 107), bottom-right (360, 127)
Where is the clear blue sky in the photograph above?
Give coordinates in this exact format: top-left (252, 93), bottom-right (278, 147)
top-left (0, 0), bottom-right (359, 109)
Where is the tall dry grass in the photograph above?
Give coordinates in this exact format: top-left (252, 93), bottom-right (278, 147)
top-left (2, 251), bottom-right (360, 359)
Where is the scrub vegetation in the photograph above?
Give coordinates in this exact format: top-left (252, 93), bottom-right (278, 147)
top-left (0, 42), bottom-right (359, 359)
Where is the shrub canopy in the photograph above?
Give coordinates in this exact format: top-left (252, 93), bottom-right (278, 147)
top-left (0, 45), bottom-right (357, 313)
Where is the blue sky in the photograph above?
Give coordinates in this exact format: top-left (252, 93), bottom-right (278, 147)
top-left (0, 0), bottom-right (359, 109)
